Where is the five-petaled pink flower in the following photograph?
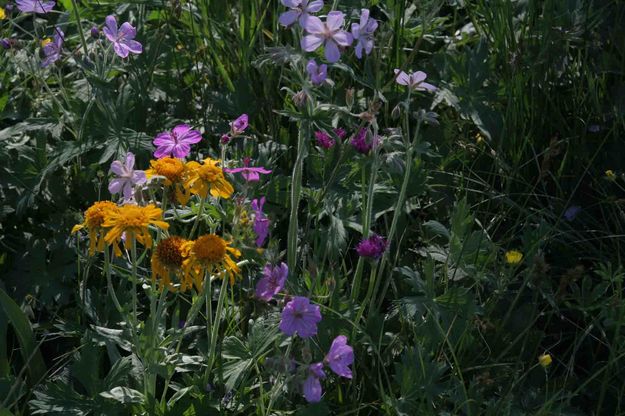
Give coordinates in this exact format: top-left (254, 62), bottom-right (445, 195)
top-left (394, 69), bottom-right (437, 92)
top-left (301, 11), bottom-right (353, 63)
top-left (224, 157), bottom-right (272, 182)
top-left (153, 124), bottom-right (202, 159)
top-left (279, 296), bottom-right (322, 338)
top-left (108, 152), bottom-right (147, 200)
top-left (352, 9), bottom-right (378, 59)
top-left (255, 262), bottom-right (288, 301)
top-left (324, 335), bottom-right (354, 378)
top-left (16, 0), bottom-right (55, 14)
top-left (103, 15), bottom-right (143, 58)
top-left (279, 0), bottom-right (324, 27)
top-left (230, 114), bottom-right (249, 136)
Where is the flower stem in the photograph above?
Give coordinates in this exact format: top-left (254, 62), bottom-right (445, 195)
top-left (189, 195), bottom-right (206, 238)
top-left (287, 120), bottom-right (309, 274)
top-left (205, 275), bottom-right (228, 383)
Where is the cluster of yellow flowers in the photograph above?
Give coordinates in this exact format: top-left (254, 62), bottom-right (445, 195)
top-left (72, 157), bottom-right (239, 292)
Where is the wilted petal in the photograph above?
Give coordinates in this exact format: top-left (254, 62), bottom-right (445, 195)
top-left (301, 34), bottom-right (324, 52)
top-left (279, 10), bottom-right (299, 27)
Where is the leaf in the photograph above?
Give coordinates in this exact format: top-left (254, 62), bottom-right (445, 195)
top-left (423, 220), bottom-right (450, 241)
top-left (99, 386), bottom-right (145, 404)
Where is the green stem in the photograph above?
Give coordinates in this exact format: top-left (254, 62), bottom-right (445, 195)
top-left (70, 0), bottom-right (89, 56)
top-left (189, 196), bottom-right (207, 238)
top-left (287, 121), bottom-right (309, 274)
top-left (205, 275), bottom-right (228, 383)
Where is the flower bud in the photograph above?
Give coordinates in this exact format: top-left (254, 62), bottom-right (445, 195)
top-left (292, 90), bottom-right (308, 108)
top-left (220, 134), bottom-right (231, 144)
top-left (391, 104), bottom-right (401, 119)
top-left (345, 88), bottom-right (354, 108)
top-left (90, 26), bottom-right (100, 38)
top-left (0, 38), bottom-right (11, 50)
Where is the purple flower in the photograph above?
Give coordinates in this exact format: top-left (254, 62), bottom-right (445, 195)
top-left (314, 131), bottom-right (335, 149)
top-left (350, 128), bottom-right (378, 154)
top-left (306, 59), bottom-right (327, 85)
top-left (325, 335), bottom-right (354, 378)
top-left (278, 0), bottom-right (323, 27)
top-left (0, 39), bottom-right (11, 50)
top-left (394, 69), bottom-right (437, 92)
top-left (333, 127), bottom-right (346, 140)
top-left (279, 296), bottom-right (322, 338)
top-left (352, 9), bottom-right (378, 59)
top-left (564, 205), bottom-right (581, 221)
top-left (230, 114), bottom-right (249, 136)
top-left (251, 197), bottom-right (270, 247)
top-left (103, 15), bottom-right (143, 58)
top-left (224, 157), bottom-right (272, 182)
top-left (41, 27), bottom-right (63, 68)
top-left (16, 0), bottom-right (55, 14)
top-left (220, 134), bottom-right (231, 144)
top-left (153, 124), bottom-right (202, 159)
top-left (90, 26), bottom-right (100, 38)
top-left (301, 11), bottom-right (353, 63)
top-left (355, 234), bottom-right (387, 259)
top-left (255, 262), bottom-right (288, 301)
top-left (303, 362), bottom-right (325, 403)
top-left (108, 152), bottom-right (147, 200)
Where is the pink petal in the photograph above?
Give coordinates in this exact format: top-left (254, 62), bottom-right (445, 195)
top-left (394, 69), bottom-right (410, 86)
top-left (417, 82), bottom-right (437, 92)
top-left (172, 143), bottom-right (191, 159)
top-left (153, 132), bottom-right (173, 146)
top-left (113, 42), bottom-right (130, 59)
top-left (124, 40), bottom-right (143, 55)
top-left (104, 15), bottom-right (118, 38)
top-left (411, 71), bottom-right (427, 84)
top-left (154, 144), bottom-right (174, 159)
top-left (118, 22), bottom-right (137, 40)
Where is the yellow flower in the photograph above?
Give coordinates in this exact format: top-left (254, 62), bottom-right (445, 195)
top-left (0, 8), bottom-right (6, 20)
top-left (538, 353), bottom-right (552, 368)
top-left (102, 204), bottom-right (169, 250)
top-left (41, 38), bottom-right (52, 47)
top-left (183, 158), bottom-right (233, 200)
top-left (72, 201), bottom-right (121, 256)
top-left (181, 234), bottom-right (241, 290)
top-left (505, 250), bottom-right (523, 265)
top-left (605, 170), bottom-right (616, 180)
top-left (145, 157), bottom-right (191, 204)
top-left (151, 236), bottom-right (188, 291)
top-left (475, 132), bottom-right (484, 144)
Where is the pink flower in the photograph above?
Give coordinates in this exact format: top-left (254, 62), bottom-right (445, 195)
top-left (103, 15), bottom-right (143, 59)
top-left (352, 9), bottom-right (378, 59)
top-left (279, 0), bottom-right (324, 27)
top-left (153, 124), bottom-right (202, 159)
top-left (230, 114), bottom-right (249, 136)
top-left (224, 157), bottom-right (272, 182)
top-left (350, 128), bottom-right (378, 154)
top-left (279, 296), bottom-right (322, 338)
top-left (355, 234), bottom-right (387, 259)
top-left (255, 262), bottom-right (288, 301)
top-left (108, 152), bottom-right (147, 200)
top-left (303, 362), bottom-right (325, 403)
top-left (314, 131), bottom-right (335, 149)
top-left (251, 197), bottom-right (270, 247)
top-left (394, 69), bottom-right (437, 92)
top-left (301, 11), bottom-right (353, 63)
top-left (324, 335), bottom-right (354, 378)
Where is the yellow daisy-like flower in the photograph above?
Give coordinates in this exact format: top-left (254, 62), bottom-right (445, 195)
top-left (183, 158), bottom-right (234, 200)
top-left (102, 204), bottom-right (169, 250)
top-left (145, 157), bottom-right (191, 204)
top-left (151, 236), bottom-right (188, 291)
top-left (538, 353), bottom-right (552, 368)
top-left (605, 169), bottom-right (616, 180)
top-left (72, 201), bottom-right (121, 256)
top-left (505, 250), bottom-right (523, 265)
top-left (0, 7), bottom-right (6, 20)
top-left (181, 234), bottom-right (241, 290)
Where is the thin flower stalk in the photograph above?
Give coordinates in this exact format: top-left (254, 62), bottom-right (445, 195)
top-left (287, 120), bottom-right (309, 273)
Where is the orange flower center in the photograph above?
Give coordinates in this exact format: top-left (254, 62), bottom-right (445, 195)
top-left (198, 163), bottom-right (222, 183)
top-left (155, 236), bottom-right (186, 267)
top-left (193, 234), bottom-right (227, 263)
top-left (151, 158), bottom-right (185, 183)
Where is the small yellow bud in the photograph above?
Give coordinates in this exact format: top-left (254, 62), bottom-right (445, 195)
top-left (605, 170), bottom-right (616, 180)
top-left (538, 353), bottom-right (552, 368)
top-left (505, 250), bottom-right (523, 265)
top-left (475, 133), bottom-right (484, 144)
top-left (41, 38), bottom-right (52, 47)
top-left (0, 7), bottom-right (6, 20)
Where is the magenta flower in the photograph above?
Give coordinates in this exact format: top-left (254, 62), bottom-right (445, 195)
top-left (220, 134), bottom-right (231, 144)
top-left (350, 128), bottom-right (378, 154)
top-left (251, 197), bottom-right (270, 247)
top-left (255, 262), bottom-right (288, 301)
top-left (41, 27), bottom-right (63, 68)
top-left (225, 157), bottom-right (272, 182)
top-left (303, 362), bottom-right (325, 403)
top-left (279, 296), bottom-right (322, 338)
top-left (356, 234), bottom-right (387, 259)
top-left (333, 127), bottom-right (346, 140)
top-left (301, 11), bottom-right (353, 63)
top-left (230, 114), bottom-right (249, 136)
top-left (108, 152), bottom-right (147, 200)
top-left (153, 124), bottom-right (202, 159)
top-left (314, 131), bottom-right (335, 149)
top-left (279, 0), bottom-right (323, 27)
top-left (306, 59), bottom-right (327, 85)
top-left (394, 69), bottom-right (437, 92)
top-left (325, 335), bottom-right (354, 378)
top-left (16, 0), bottom-right (55, 13)
top-left (352, 9), bottom-right (378, 59)
top-left (103, 15), bottom-right (143, 59)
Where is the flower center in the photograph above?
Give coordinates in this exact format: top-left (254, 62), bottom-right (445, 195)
top-left (155, 236), bottom-right (186, 267)
top-left (153, 158), bottom-right (185, 182)
top-left (193, 234), bottom-right (227, 263)
top-left (198, 164), bottom-right (221, 183)
top-left (85, 201), bottom-right (118, 228)
top-left (118, 205), bottom-right (150, 227)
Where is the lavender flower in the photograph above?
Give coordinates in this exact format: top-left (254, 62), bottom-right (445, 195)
top-left (564, 205), bottom-right (581, 221)
top-left (108, 152), bottom-right (147, 200)
top-left (230, 114), bottom-right (249, 136)
top-left (103, 15), bottom-right (143, 58)
top-left (314, 131), bottom-right (335, 149)
top-left (306, 59), bottom-right (327, 85)
top-left (225, 157), bottom-right (272, 182)
top-left (356, 234), bottom-right (387, 259)
top-left (325, 335), bottom-right (354, 378)
top-left (303, 362), bottom-right (325, 403)
top-left (255, 262), bottom-right (288, 301)
top-left (279, 296), bottom-right (322, 338)
top-left (41, 27), bottom-right (63, 68)
top-left (0, 39), bottom-right (11, 50)
top-left (352, 9), bottom-right (378, 59)
top-left (301, 11), bottom-right (353, 63)
top-left (350, 128), bottom-right (378, 154)
top-left (251, 197), bottom-right (270, 247)
top-left (16, 0), bottom-right (55, 14)
top-left (90, 26), bottom-right (100, 38)
top-left (394, 69), bottom-right (437, 92)
top-left (153, 124), bottom-right (202, 159)
top-left (278, 0), bottom-right (323, 27)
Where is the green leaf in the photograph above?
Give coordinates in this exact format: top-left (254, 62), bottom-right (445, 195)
top-left (99, 386), bottom-right (145, 404)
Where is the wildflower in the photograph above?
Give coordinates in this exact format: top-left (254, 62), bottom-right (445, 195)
top-left (41, 27), bottom-right (63, 67)
top-left (181, 234), bottom-right (241, 288)
top-left (108, 152), bottom-right (147, 201)
top-left (183, 158), bottom-right (234, 199)
top-left (356, 234), bottom-right (387, 259)
top-left (230, 114), bottom-right (249, 136)
top-left (394, 69), bottom-right (437, 92)
top-left (0, 38), bottom-right (11, 49)
top-left (505, 250), bottom-right (523, 265)
top-left (103, 15), bottom-right (143, 58)
top-left (153, 124), bottom-right (202, 159)
top-left (350, 128), bottom-right (378, 155)
top-left (475, 132), bottom-right (485, 144)
top-left (224, 157), bottom-right (272, 182)
top-left (279, 296), bottom-right (322, 338)
top-left (303, 362), bottom-right (325, 403)
top-left (151, 236), bottom-right (188, 291)
top-left (605, 169), bottom-right (616, 180)
top-left (90, 26), bottom-right (100, 38)
top-left (16, 0), bottom-right (55, 14)
top-left (71, 201), bottom-right (120, 256)
top-left (0, 7), bottom-right (5, 19)
top-left (538, 353), bottom-right (552, 368)
top-left (256, 262), bottom-right (288, 301)
top-left (102, 204), bottom-right (169, 250)
top-left (564, 205), bottom-right (581, 222)
top-left (306, 59), bottom-right (327, 85)
top-left (220, 134), bottom-right (231, 144)
top-left (314, 131), bottom-right (335, 149)
top-left (333, 127), bottom-right (346, 140)
top-left (279, 0), bottom-right (323, 27)
top-left (145, 157), bottom-right (190, 204)
top-left (251, 197), bottom-right (270, 247)
top-left (325, 335), bottom-right (354, 378)
top-left (301, 11), bottom-right (353, 63)
top-left (352, 9), bottom-right (378, 59)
